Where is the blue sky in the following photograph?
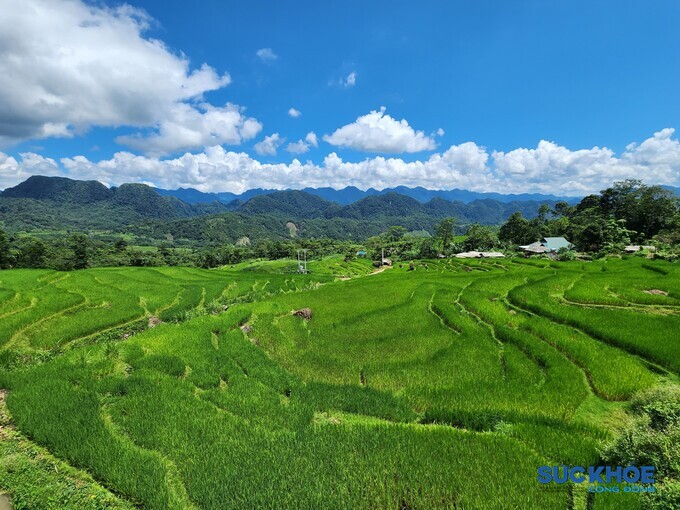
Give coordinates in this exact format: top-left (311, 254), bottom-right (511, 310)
top-left (0, 0), bottom-right (679, 194)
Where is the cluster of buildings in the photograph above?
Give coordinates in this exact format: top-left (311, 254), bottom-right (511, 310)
top-left (455, 237), bottom-right (573, 259)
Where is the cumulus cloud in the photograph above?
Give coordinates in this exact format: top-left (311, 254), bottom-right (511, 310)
top-left (324, 107), bottom-right (437, 154)
top-left (492, 128), bottom-right (680, 194)
top-left (254, 133), bottom-right (284, 156)
top-left (305, 132), bottom-right (319, 148)
top-left (116, 103), bottom-right (262, 157)
top-left (256, 48), bottom-right (278, 62)
top-left (0, 151), bottom-right (61, 189)
top-left (285, 141), bottom-right (310, 155)
top-left (288, 108), bottom-right (302, 118)
top-left (3, 130), bottom-right (679, 195)
top-left (285, 132), bottom-right (319, 155)
top-left (0, 0), bottom-right (256, 154)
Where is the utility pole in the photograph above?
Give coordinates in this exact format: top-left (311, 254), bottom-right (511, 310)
top-left (297, 249), bottom-right (308, 273)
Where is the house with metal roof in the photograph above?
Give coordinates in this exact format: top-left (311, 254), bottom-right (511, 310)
top-left (541, 237), bottom-right (573, 253)
top-left (520, 237), bottom-right (572, 254)
top-left (519, 241), bottom-right (546, 254)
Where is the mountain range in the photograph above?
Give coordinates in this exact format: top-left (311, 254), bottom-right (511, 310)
top-left (155, 184), bottom-right (580, 206)
top-left (3, 175), bottom-right (673, 244)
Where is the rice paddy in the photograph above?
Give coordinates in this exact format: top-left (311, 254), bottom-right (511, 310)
top-left (0, 256), bottom-right (677, 509)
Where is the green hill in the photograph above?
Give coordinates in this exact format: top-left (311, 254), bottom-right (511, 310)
top-left (0, 175), bottom-right (559, 240)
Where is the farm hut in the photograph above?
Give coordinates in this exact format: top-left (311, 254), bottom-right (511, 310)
top-left (356, 250), bottom-right (367, 257)
top-left (481, 252), bottom-right (505, 258)
top-left (519, 242), bottom-right (546, 254)
top-left (541, 237), bottom-right (573, 253)
top-left (455, 251), bottom-right (482, 258)
top-left (382, 258), bottom-right (393, 266)
top-left (520, 237), bottom-right (572, 254)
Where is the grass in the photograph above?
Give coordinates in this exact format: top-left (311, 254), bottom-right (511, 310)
top-left (0, 391), bottom-right (134, 510)
top-left (0, 256), bottom-right (677, 508)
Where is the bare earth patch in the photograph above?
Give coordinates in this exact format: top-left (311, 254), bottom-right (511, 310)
top-left (147, 315), bottom-right (162, 328)
top-left (292, 308), bottom-right (313, 321)
top-left (0, 389), bottom-right (9, 433)
top-left (643, 289), bottom-right (668, 296)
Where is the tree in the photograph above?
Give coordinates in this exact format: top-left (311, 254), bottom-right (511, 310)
top-left (114, 238), bottom-right (128, 251)
top-left (69, 233), bottom-right (89, 270)
top-left (599, 180), bottom-right (678, 240)
top-left (499, 212), bottom-right (538, 245)
top-left (434, 218), bottom-right (456, 252)
top-left (463, 224), bottom-right (499, 251)
top-left (417, 237), bottom-right (438, 259)
top-left (384, 226), bottom-right (407, 243)
top-left (551, 201), bottom-right (573, 218)
top-left (17, 238), bottom-right (47, 268)
top-left (0, 226), bottom-right (11, 269)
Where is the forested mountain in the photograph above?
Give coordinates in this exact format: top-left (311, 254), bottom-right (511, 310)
top-left (232, 191), bottom-right (556, 224)
top-left (156, 184), bottom-right (579, 205)
top-left (0, 175), bottom-right (605, 243)
top-left (0, 176), bottom-right (230, 231)
top-left (237, 190), bottom-right (335, 218)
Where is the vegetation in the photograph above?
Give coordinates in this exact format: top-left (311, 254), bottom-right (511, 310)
top-left (0, 255), bottom-right (677, 509)
top-left (0, 177), bottom-right (679, 508)
top-left (497, 180), bottom-right (680, 257)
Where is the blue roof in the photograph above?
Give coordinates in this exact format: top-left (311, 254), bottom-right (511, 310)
top-left (541, 237), bottom-right (572, 252)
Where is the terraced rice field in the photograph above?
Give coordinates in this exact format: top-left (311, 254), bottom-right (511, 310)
top-left (0, 257), bottom-right (678, 509)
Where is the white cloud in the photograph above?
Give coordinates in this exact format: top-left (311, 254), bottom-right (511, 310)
top-left (254, 133), bottom-right (284, 156)
top-left (116, 103), bottom-right (262, 157)
top-left (0, 151), bottom-right (61, 189)
top-left (4, 130), bottom-right (679, 195)
top-left (344, 71), bottom-right (357, 88)
top-left (324, 107), bottom-right (437, 154)
top-left (437, 128), bottom-right (445, 137)
top-left (0, 0), bottom-right (235, 148)
top-left (256, 48), bottom-right (277, 62)
top-left (288, 108), bottom-right (302, 118)
top-left (285, 132), bottom-right (319, 155)
top-left (286, 141), bottom-right (310, 155)
top-left (305, 132), bottom-right (319, 148)
top-left (491, 128), bottom-right (680, 194)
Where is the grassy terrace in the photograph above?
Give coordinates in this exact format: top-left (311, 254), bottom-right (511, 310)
top-left (0, 256), bottom-right (677, 509)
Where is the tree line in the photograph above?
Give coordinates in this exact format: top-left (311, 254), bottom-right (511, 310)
top-left (1, 180), bottom-right (678, 270)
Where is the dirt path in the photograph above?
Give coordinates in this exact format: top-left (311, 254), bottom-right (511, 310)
top-left (0, 389), bottom-right (8, 434)
top-left (338, 266), bottom-right (391, 281)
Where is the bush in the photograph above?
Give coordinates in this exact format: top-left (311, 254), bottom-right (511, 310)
top-left (601, 385), bottom-right (680, 509)
top-left (556, 248), bottom-right (576, 261)
top-left (631, 385), bottom-right (680, 430)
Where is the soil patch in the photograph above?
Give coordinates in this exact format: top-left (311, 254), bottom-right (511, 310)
top-left (643, 289), bottom-right (668, 296)
top-left (292, 308), bottom-right (313, 321)
top-left (148, 315), bottom-right (162, 328)
top-left (0, 494), bottom-right (13, 510)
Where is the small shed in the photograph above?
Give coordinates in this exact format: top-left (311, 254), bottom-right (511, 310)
top-left (356, 251), bottom-right (367, 257)
top-left (481, 252), bottom-right (505, 258)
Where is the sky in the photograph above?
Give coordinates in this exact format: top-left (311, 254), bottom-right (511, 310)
top-left (0, 0), bottom-right (679, 195)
